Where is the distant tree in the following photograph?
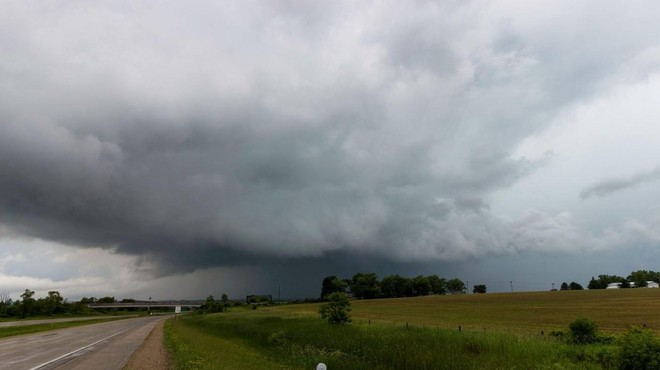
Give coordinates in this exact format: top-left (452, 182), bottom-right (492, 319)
top-left (320, 276), bottom-right (348, 299)
top-left (350, 273), bottom-right (381, 299)
top-left (627, 270), bottom-right (660, 287)
top-left (380, 275), bottom-right (411, 298)
top-left (20, 289), bottom-right (35, 318)
top-left (588, 277), bottom-right (602, 290)
top-left (97, 296), bottom-right (116, 304)
top-left (427, 275), bottom-right (447, 295)
top-left (45, 291), bottom-right (64, 315)
top-left (560, 282), bottom-right (569, 291)
top-left (0, 291), bottom-right (10, 317)
top-left (569, 282), bottom-right (584, 290)
top-left (411, 275), bottom-right (432, 296)
top-left (473, 284), bottom-right (487, 294)
top-left (207, 295), bottom-right (221, 313)
top-left (80, 297), bottom-right (97, 304)
top-left (446, 278), bottom-right (465, 294)
top-left (319, 292), bottom-right (351, 325)
top-left (221, 293), bottom-right (228, 303)
top-left (597, 274), bottom-right (626, 288)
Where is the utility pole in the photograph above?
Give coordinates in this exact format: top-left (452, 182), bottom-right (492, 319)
top-left (510, 281), bottom-right (513, 293)
top-left (466, 281), bottom-right (469, 294)
top-left (552, 282), bottom-right (555, 290)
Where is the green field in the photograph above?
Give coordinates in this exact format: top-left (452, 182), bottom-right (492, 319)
top-left (165, 289), bottom-right (660, 369)
top-left (266, 289), bottom-right (660, 334)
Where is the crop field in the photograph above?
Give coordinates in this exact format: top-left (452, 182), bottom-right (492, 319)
top-left (165, 289), bottom-right (660, 369)
top-left (266, 289), bottom-right (660, 334)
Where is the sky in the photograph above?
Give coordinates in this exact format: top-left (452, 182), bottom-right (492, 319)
top-left (2, 1), bottom-right (660, 301)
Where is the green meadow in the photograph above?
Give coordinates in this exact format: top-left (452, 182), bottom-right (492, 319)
top-left (165, 289), bottom-right (660, 369)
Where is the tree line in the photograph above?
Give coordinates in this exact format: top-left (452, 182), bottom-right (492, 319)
top-left (0, 289), bottom-right (136, 319)
top-left (321, 273), bottom-right (478, 300)
top-left (587, 270), bottom-right (660, 289)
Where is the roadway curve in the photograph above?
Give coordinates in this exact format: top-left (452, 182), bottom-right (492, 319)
top-left (0, 315), bottom-right (168, 370)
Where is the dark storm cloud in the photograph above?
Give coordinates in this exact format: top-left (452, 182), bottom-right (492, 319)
top-left (2, 1), bottom-right (660, 274)
top-left (580, 167), bottom-right (660, 199)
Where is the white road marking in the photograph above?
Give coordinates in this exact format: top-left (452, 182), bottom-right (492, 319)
top-left (28, 327), bottom-right (134, 370)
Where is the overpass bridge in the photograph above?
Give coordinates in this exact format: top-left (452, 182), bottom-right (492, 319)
top-left (88, 301), bottom-right (203, 309)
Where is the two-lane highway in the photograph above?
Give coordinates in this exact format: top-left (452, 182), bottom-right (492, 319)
top-left (0, 315), bottom-right (168, 370)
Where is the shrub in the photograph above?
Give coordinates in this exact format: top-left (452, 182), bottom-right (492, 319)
top-left (569, 317), bottom-right (598, 344)
top-left (617, 326), bottom-right (660, 370)
top-left (318, 292), bottom-right (351, 325)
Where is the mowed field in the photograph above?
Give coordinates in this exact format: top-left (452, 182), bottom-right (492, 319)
top-left (265, 289), bottom-right (660, 334)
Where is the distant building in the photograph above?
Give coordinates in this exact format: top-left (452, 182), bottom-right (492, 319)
top-left (605, 281), bottom-right (659, 289)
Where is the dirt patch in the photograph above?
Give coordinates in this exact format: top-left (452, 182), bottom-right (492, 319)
top-left (123, 318), bottom-right (170, 370)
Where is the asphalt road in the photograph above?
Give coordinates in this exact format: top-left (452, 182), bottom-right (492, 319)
top-left (0, 316), bottom-right (133, 328)
top-left (0, 315), bottom-right (168, 370)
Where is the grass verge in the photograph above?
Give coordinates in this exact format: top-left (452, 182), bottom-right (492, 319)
top-left (164, 317), bottom-right (284, 369)
top-left (165, 312), bottom-right (613, 369)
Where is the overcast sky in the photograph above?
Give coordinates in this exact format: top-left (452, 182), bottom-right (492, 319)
top-left (2, 1), bottom-right (660, 300)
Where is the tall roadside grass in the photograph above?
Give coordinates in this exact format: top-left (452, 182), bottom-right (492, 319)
top-left (166, 312), bottom-right (609, 369)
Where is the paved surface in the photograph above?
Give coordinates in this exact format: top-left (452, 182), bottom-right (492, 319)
top-left (0, 315), bottom-right (168, 370)
top-left (0, 316), bottom-right (133, 328)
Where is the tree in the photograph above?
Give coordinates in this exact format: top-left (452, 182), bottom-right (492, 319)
top-left (380, 275), bottom-right (411, 298)
top-left (320, 276), bottom-right (348, 299)
top-left (473, 284), bottom-right (487, 294)
top-left (0, 291), bottom-right (11, 317)
top-left (427, 275), bottom-right (447, 295)
top-left (20, 289), bottom-right (35, 318)
top-left (446, 278), bottom-right (465, 294)
top-left (569, 282), bottom-right (584, 290)
top-left (596, 274), bottom-right (626, 288)
top-left (203, 295), bottom-right (218, 313)
top-left (44, 291), bottom-right (64, 315)
top-left (319, 292), bottom-right (351, 325)
top-left (350, 273), bottom-right (381, 299)
top-left (97, 296), bottom-right (116, 303)
top-left (560, 282), bottom-right (569, 291)
top-left (587, 277), bottom-right (602, 290)
top-left (627, 270), bottom-right (660, 288)
top-left (411, 275), bottom-right (432, 296)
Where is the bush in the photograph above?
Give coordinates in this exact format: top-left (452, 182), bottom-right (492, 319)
top-left (318, 292), bottom-right (351, 325)
top-left (617, 326), bottom-right (660, 370)
top-left (569, 317), bottom-right (598, 344)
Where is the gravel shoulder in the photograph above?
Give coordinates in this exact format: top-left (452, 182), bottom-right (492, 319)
top-left (123, 319), bottom-right (170, 370)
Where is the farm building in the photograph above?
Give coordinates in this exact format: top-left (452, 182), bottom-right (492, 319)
top-left (605, 281), bottom-right (659, 289)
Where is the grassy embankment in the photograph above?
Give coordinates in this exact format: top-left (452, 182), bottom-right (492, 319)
top-left (165, 289), bottom-right (660, 369)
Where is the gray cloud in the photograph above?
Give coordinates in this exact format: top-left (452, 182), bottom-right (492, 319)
top-left (581, 167), bottom-right (660, 199)
top-left (2, 1), bottom-right (660, 278)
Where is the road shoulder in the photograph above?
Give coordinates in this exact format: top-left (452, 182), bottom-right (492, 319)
top-left (123, 318), bottom-right (170, 370)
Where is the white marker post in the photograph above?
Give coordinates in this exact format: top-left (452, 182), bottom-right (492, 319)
top-left (175, 306), bottom-right (181, 319)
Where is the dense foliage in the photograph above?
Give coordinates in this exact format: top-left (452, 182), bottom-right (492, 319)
top-left (568, 317), bottom-right (599, 344)
top-left (321, 273), bottom-right (468, 300)
top-left (617, 326), bottom-right (660, 370)
top-left (319, 292), bottom-right (351, 325)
